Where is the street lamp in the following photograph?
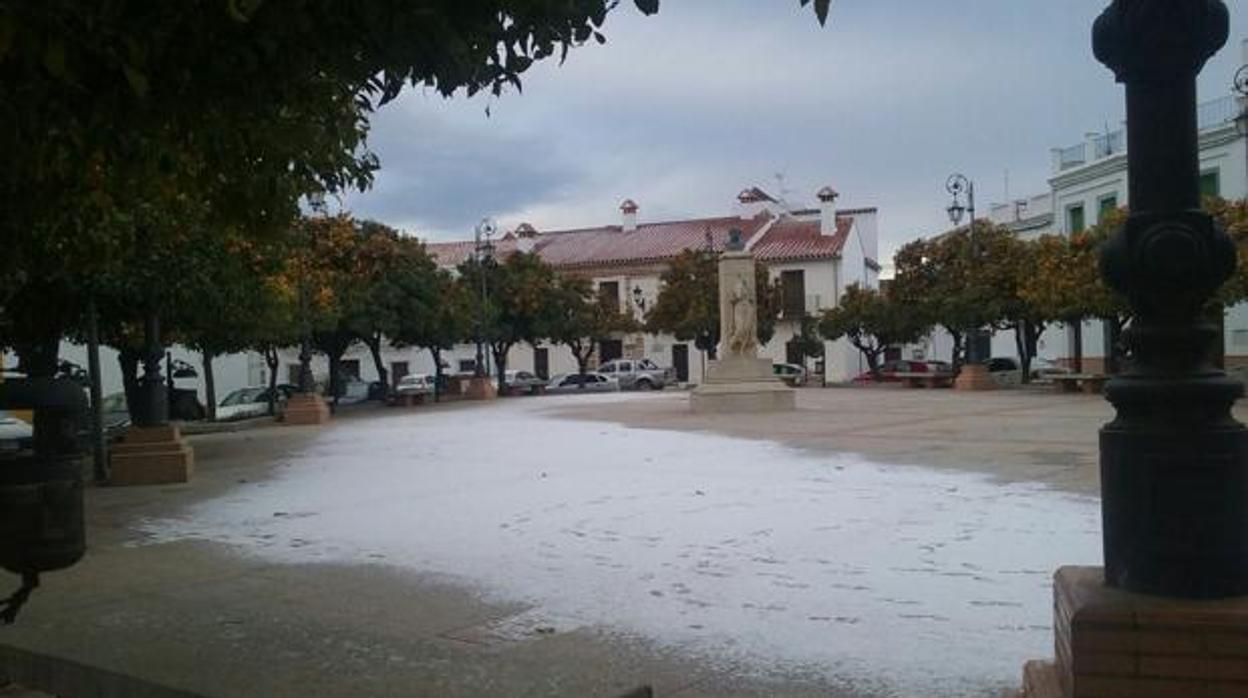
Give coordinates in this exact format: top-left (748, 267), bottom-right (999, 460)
top-left (945, 173), bottom-right (984, 366)
top-left (473, 218), bottom-right (497, 378)
top-left (632, 285), bottom-right (647, 313)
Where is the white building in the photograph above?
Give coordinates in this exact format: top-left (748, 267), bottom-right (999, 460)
top-left (411, 186), bottom-right (882, 384)
top-left (962, 46), bottom-right (1248, 373)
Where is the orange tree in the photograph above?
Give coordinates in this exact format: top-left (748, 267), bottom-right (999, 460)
top-left (389, 269), bottom-right (471, 402)
top-left (543, 275), bottom-right (638, 385)
top-left (891, 223), bottom-right (1010, 375)
top-left (818, 283), bottom-right (929, 379)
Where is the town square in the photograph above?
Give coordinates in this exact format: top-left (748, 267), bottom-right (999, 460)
top-left (6, 1), bottom-right (1248, 697)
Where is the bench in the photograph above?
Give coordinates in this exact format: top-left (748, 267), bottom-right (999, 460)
top-left (1051, 374), bottom-right (1108, 394)
top-left (894, 372), bottom-right (955, 389)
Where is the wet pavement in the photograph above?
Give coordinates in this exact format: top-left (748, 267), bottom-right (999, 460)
top-left (1, 390), bottom-right (1117, 696)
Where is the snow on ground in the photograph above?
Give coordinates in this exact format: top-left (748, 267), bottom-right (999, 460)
top-left (140, 393), bottom-right (1100, 696)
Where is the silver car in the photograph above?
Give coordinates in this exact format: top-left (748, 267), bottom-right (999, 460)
top-left (546, 372), bottom-right (621, 394)
top-left (597, 358), bottom-right (671, 390)
top-left (503, 370), bottom-right (547, 395)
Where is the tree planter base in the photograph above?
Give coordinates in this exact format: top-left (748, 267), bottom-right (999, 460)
top-left (955, 364), bottom-right (997, 391)
top-left (1018, 566), bottom-right (1248, 697)
top-left (462, 377), bottom-right (497, 401)
top-left (282, 393), bottom-right (329, 425)
top-left (109, 425), bottom-right (193, 486)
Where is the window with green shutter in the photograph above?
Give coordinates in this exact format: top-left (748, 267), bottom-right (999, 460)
top-left (1068, 204), bottom-right (1086, 233)
top-left (1098, 195), bottom-right (1117, 222)
top-left (1199, 170), bottom-right (1220, 199)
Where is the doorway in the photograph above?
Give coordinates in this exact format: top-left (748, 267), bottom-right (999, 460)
top-left (672, 344), bottom-right (690, 383)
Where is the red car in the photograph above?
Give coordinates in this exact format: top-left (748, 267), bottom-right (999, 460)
top-left (852, 359), bottom-right (932, 383)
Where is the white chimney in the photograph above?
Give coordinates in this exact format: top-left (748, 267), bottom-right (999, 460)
top-left (737, 188), bottom-right (767, 220)
top-left (620, 199), bottom-right (638, 232)
top-left (816, 186), bottom-right (839, 235)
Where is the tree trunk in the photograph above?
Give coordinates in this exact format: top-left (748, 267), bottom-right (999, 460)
top-left (328, 354), bottom-right (340, 407)
top-left (202, 350), bottom-right (217, 420)
top-left (1013, 324), bottom-right (1030, 385)
top-left (366, 332), bottom-right (388, 399)
top-left (118, 348), bottom-right (142, 420)
top-left (430, 347), bottom-right (443, 402)
top-left (492, 343), bottom-right (510, 394)
top-left (1069, 320), bottom-right (1084, 374)
top-left (947, 328), bottom-right (965, 376)
top-left (264, 346), bottom-right (280, 416)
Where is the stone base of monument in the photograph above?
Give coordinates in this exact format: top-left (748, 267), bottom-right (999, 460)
top-left (109, 424), bottom-right (194, 486)
top-left (691, 357), bottom-right (796, 414)
top-left (1017, 566), bottom-right (1248, 697)
top-left (955, 363), bottom-right (997, 391)
top-left (462, 376), bottom-right (498, 401)
top-left (282, 393), bottom-right (330, 425)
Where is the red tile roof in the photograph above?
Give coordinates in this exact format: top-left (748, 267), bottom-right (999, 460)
top-left (425, 211), bottom-right (853, 269)
top-left (751, 218), bottom-right (852, 263)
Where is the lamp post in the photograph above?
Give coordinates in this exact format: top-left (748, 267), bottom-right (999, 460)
top-left (945, 173), bottom-right (985, 367)
top-left (473, 218), bottom-right (497, 378)
top-left (1093, 0), bottom-right (1244, 598)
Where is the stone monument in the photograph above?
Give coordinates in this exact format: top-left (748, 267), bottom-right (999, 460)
top-left (1019, 2), bottom-right (1248, 696)
top-left (691, 231), bottom-right (796, 414)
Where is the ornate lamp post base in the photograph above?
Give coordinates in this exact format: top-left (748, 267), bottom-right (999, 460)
top-left (1019, 0), bottom-right (1248, 694)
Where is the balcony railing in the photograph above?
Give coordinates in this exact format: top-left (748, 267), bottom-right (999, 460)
top-left (1056, 96), bottom-right (1240, 172)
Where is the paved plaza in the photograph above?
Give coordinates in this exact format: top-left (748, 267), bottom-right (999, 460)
top-left (3, 387), bottom-right (1231, 697)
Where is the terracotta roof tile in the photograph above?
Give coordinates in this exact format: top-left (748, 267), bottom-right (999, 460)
top-left (751, 218), bottom-right (852, 263)
top-left (427, 213), bottom-right (775, 270)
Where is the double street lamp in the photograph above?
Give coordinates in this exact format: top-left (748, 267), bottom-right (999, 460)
top-left (473, 218), bottom-right (497, 379)
top-left (944, 173), bottom-right (985, 366)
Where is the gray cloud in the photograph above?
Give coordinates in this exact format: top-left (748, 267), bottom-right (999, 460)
top-left (344, 0), bottom-right (1248, 261)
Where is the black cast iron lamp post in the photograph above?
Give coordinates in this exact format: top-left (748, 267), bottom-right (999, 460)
top-left (945, 173), bottom-right (984, 366)
top-left (1093, 0), bottom-right (1246, 598)
top-left (473, 218), bottom-right (497, 379)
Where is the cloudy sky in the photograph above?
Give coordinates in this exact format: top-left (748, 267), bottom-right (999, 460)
top-left (341, 0), bottom-right (1248, 263)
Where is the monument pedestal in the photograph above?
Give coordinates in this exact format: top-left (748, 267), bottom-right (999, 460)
top-left (955, 363), bottom-right (997, 391)
top-left (691, 357), bottom-right (795, 414)
top-left (462, 376), bottom-right (497, 400)
top-left (282, 393), bottom-right (330, 425)
top-left (109, 424), bottom-right (193, 486)
top-left (1019, 566), bottom-right (1248, 697)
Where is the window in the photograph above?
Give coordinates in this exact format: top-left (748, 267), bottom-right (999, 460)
top-left (617, 361), bottom-right (633, 373)
top-left (1098, 195), bottom-right (1117, 221)
top-left (639, 359), bottom-right (658, 370)
top-left (599, 362), bottom-right (616, 374)
top-left (780, 270), bottom-right (806, 318)
top-left (1067, 204), bottom-right (1086, 233)
top-left (458, 359), bottom-right (477, 373)
top-left (1200, 170), bottom-right (1221, 199)
top-left (598, 281), bottom-right (620, 309)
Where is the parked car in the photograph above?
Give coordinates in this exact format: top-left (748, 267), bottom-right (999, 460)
top-left (394, 374), bottom-right (435, 399)
top-left (852, 359), bottom-right (930, 383)
top-left (0, 410), bottom-right (33, 455)
top-left (215, 387), bottom-right (275, 421)
top-left (336, 378), bottom-right (374, 405)
top-left (596, 358), bottom-right (671, 390)
top-left (985, 357), bottom-right (1023, 386)
top-left (99, 392), bottom-right (132, 439)
top-left (503, 370), bottom-right (547, 395)
top-left (772, 363), bottom-right (807, 386)
top-left (925, 360), bottom-right (954, 375)
top-left (546, 372), bottom-right (621, 394)
top-left (1029, 358), bottom-right (1073, 382)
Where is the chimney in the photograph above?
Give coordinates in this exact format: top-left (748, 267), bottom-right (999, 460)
top-left (737, 188), bottom-right (765, 219)
top-left (816, 186), bottom-right (839, 235)
top-left (620, 199), bottom-right (638, 232)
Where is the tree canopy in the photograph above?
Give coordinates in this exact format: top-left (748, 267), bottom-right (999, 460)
top-left (819, 283), bottom-right (928, 378)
